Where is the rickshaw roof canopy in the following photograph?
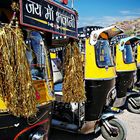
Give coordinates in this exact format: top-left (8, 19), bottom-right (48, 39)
top-left (119, 36), bottom-right (140, 51)
top-left (90, 25), bottom-right (124, 45)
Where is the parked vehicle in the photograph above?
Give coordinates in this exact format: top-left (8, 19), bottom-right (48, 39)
top-left (0, 0), bottom-right (74, 139)
top-left (110, 35), bottom-right (140, 114)
top-left (51, 26), bottom-right (127, 140)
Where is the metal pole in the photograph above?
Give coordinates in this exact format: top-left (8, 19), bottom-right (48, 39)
top-left (71, 0), bottom-right (74, 9)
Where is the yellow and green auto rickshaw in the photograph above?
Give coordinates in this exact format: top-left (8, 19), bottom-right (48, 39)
top-left (0, 0), bottom-right (75, 139)
top-left (51, 26), bottom-right (127, 140)
top-left (110, 35), bottom-right (140, 114)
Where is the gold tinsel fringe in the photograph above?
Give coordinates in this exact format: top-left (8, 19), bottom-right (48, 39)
top-left (62, 42), bottom-right (86, 103)
top-left (0, 25), bottom-right (37, 117)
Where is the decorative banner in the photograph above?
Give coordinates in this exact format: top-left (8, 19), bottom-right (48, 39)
top-left (20, 0), bottom-right (78, 39)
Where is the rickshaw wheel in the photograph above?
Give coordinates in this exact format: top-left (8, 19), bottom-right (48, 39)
top-left (101, 118), bottom-right (127, 140)
top-left (127, 94), bottom-right (140, 114)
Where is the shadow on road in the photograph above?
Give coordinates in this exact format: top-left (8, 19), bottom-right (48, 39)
top-left (49, 128), bottom-right (101, 140)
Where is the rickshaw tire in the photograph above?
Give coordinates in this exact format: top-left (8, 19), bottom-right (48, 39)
top-left (101, 118), bottom-right (127, 140)
top-left (127, 94), bottom-right (140, 114)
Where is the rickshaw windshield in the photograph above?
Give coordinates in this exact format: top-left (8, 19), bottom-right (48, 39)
top-left (123, 44), bottom-right (134, 64)
top-left (26, 31), bottom-right (47, 80)
top-left (95, 40), bottom-right (114, 67)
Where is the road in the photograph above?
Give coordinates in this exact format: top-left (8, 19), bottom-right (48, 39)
top-left (49, 109), bottom-right (140, 140)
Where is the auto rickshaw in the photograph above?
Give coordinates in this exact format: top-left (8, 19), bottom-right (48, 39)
top-left (51, 26), bottom-right (127, 140)
top-left (110, 35), bottom-right (140, 114)
top-left (0, 0), bottom-right (72, 139)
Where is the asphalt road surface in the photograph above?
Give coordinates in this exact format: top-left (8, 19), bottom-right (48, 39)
top-left (49, 109), bottom-right (140, 140)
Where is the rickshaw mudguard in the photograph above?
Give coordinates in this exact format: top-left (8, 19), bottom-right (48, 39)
top-left (85, 39), bottom-right (116, 79)
top-left (85, 78), bottom-right (115, 121)
top-left (0, 103), bottom-right (52, 140)
top-left (116, 71), bottom-right (134, 98)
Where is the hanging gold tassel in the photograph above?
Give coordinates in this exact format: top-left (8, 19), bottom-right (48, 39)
top-left (62, 42), bottom-right (86, 102)
top-left (0, 25), bottom-right (37, 117)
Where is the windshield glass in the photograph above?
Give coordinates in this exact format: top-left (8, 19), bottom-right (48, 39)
top-left (95, 40), bottom-right (114, 67)
top-left (26, 31), bottom-right (47, 80)
top-left (123, 44), bottom-right (134, 64)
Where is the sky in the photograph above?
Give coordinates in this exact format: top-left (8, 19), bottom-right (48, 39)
top-left (68, 0), bottom-right (140, 27)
